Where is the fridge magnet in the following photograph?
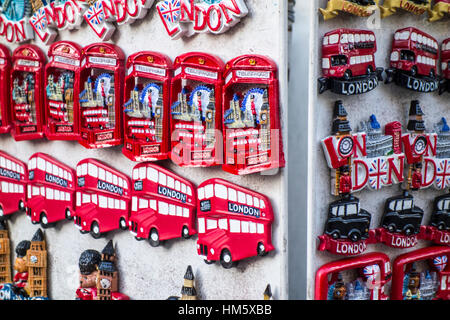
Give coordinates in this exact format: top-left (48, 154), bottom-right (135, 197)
top-left (320, 0), bottom-right (379, 20)
top-left (0, 44), bottom-right (11, 134)
top-left (0, 150), bottom-right (27, 219)
top-left (263, 284), bottom-right (272, 300)
top-left (156, 0), bottom-right (248, 40)
top-left (123, 51), bottom-right (172, 162)
top-left (318, 29), bottom-right (383, 95)
top-left (44, 41), bottom-right (83, 140)
top-left (74, 158), bottom-right (131, 239)
top-left (222, 54), bottom-right (285, 175)
top-left (167, 265), bottom-right (198, 300)
top-left (0, 220), bottom-right (11, 284)
top-left (391, 246), bottom-right (450, 300)
top-left (385, 27), bottom-right (439, 93)
top-left (380, 0), bottom-right (431, 18)
top-left (428, 0), bottom-right (450, 21)
top-left (0, 0), bottom-right (34, 43)
top-left (321, 101), bottom-right (405, 196)
top-left (10, 44), bottom-right (46, 141)
top-left (129, 163), bottom-right (196, 247)
top-left (170, 52), bottom-right (224, 167)
top-left (26, 153), bottom-right (76, 228)
top-left (76, 240), bottom-right (129, 300)
top-left (78, 43), bottom-right (125, 149)
top-left (196, 178), bottom-right (274, 269)
top-left (424, 193), bottom-right (450, 246)
top-left (440, 39), bottom-right (450, 95)
top-left (315, 252), bottom-right (391, 300)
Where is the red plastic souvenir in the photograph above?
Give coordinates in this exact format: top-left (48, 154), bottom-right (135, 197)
top-left (386, 27), bottom-right (440, 93)
top-left (196, 178), bottom-right (274, 269)
top-left (10, 45), bottom-right (46, 141)
top-left (222, 55), bottom-right (285, 175)
top-left (424, 193), bottom-right (450, 246)
top-left (169, 52), bottom-right (224, 167)
top-left (25, 153), bottom-right (76, 228)
top-left (391, 246), bottom-right (450, 300)
top-left (0, 44), bottom-right (11, 134)
top-left (73, 158), bottom-right (131, 239)
top-left (128, 163), bottom-right (196, 246)
top-left (122, 52), bottom-right (172, 162)
top-left (315, 252), bottom-right (391, 300)
top-left (0, 150), bottom-right (27, 219)
top-left (44, 41), bottom-right (83, 140)
top-left (78, 43), bottom-right (125, 149)
top-left (318, 29), bottom-right (383, 95)
top-left (441, 38), bottom-right (450, 94)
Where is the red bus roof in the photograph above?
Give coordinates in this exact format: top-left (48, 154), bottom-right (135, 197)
top-left (392, 27), bottom-right (438, 52)
top-left (197, 178), bottom-right (273, 222)
top-left (28, 153), bottom-right (75, 186)
top-left (0, 150), bottom-right (27, 179)
top-left (443, 38), bottom-right (450, 54)
top-left (324, 28), bottom-right (375, 37)
top-left (322, 29), bottom-right (377, 55)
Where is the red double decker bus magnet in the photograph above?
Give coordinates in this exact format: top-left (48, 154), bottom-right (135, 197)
top-left (222, 55), bottom-right (285, 175)
top-left (26, 153), bottom-right (76, 228)
top-left (44, 41), bottom-right (83, 140)
top-left (0, 45), bottom-right (11, 134)
top-left (196, 178), bottom-right (274, 269)
top-left (78, 43), bottom-right (125, 149)
top-left (10, 45), bottom-right (46, 141)
top-left (315, 252), bottom-right (391, 300)
top-left (169, 52), bottom-right (224, 167)
top-left (441, 38), bottom-right (450, 95)
top-left (123, 52), bottom-right (172, 162)
top-left (73, 159), bottom-right (131, 239)
top-left (129, 162), bottom-right (196, 246)
top-left (0, 150), bottom-right (27, 219)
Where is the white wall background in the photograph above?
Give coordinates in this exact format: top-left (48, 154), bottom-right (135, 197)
top-left (306, 0), bottom-right (450, 299)
top-left (0, 0), bottom-right (289, 300)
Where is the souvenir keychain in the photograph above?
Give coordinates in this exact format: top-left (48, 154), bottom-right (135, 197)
top-left (318, 29), bottom-right (383, 96)
top-left (169, 52), bottom-right (224, 167)
top-left (44, 41), bottom-right (83, 140)
top-left (78, 43), bottom-right (125, 149)
top-left (319, 0), bottom-right (380, 20)
top-left (25, 153), bottom-right (76, 228)
top-left (429, 0), bottom-right (450, 21)
top-left (391, 246), bottom-right (450, 300)
top-left (315, 252), bottom-right (391, 300)
top-left (196, 178), bottom-right (274, 269)
top-left (441, 38), bottom-right (450, 95)
top-left (10, 45), bottom-right (46, 141)
top-left (380, 0), bottom-right (431, 18)
top-left (222, 54), bottom-right (285, 175)
top-left (0, 44), bottom-right (11, 134)
top-left (73, 158), bottom-right (131, 239)
top-left (129, 162), bottom-right (196, 247)
top-left (123, 52), bottom-right (172, 162)
top-left (385, 27), bottom-right (439, 93)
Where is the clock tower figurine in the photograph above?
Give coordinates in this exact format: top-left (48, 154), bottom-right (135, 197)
top-left (26, 228), bottom-right (47, 298)
top-left (180, 265), bottom-right (197, 300)
top-left (96, 240), bottom-right (118, 300)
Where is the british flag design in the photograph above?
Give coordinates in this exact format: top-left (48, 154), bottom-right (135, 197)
top-left (433, 255), bottom-right (448, 272)
top-left (435, 159), bottom-right (450, 190)
top-left (85, 1), bottom-right (105, 26)
top-left (368, 157), bottom-right (388, 190)
top-left (363, 264), bottom-right (381, 283)
top-left (158, 0), bottom-right (181, 23)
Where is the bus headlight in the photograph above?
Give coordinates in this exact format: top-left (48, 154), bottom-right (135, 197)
top-left (210, 248), bottom-right (215, 255)
top-left (442, 62), bottom-right (448, 71)
top-left (390, 51), bottom-right (399, 62)
top-left (140, 227), bottom-right (144, 233)
top-left (322, 58), bottom-right (330, 69)
top-left (83, 222), bottom-right (86, 226)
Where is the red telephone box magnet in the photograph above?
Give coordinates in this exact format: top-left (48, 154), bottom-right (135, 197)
top-left (129, 162), bottom-right (197, 246)
top-left (44, 41), bottom-right (83, 140)
top-left (0, 45), bottom-right (11, 134)
top-left (222, 55), bottom-right (285, 175)
top-left (26, 153), bottom-right (76, 228)
top-left (315, 252), bottom-right (391, 300)
top-left (391, 246), bottom-right (450, 300)
top-left (73, 158), bottom-right (131, 239)
top-left (441, 38), bottom-right (450, 94)
top-left (10, 45), bottom-right (46, 141)
top-left (122, 52), bottom-right (172, 162)
top-left (0, 150), bottom-right (27, 219)
top-left (196, 178), bottom-right (274, 269)
top-left (78, 43), bottom-right (125, 149)
top-left (170, 52), bottom-right (224, 167)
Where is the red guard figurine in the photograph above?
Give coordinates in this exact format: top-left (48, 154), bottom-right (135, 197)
top-left (10, 45), bottom-right (46, 141)
top-left (0, 150), bottom-right (27, 219)
top-left (78, 43), bottom-right (125, 149)
top-left (0, 44), bottom-right (11, 134)
top-left (411, 163), bottom-right (423, 191)
top-left (122, 52), bottom-right (172, 162)
top-left (222, 54), bottom-right (285, 175)
top-left (339, 165), bottom-right (352, 196)
top-left (44, 41), bottom-right (83, 140)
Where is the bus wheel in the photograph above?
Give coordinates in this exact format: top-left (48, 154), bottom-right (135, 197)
top-left (90, 222), bottom-right (102, 239)
top-left (119, 218), bottom-right (128, 230)
top-left (65, 209), bottom-right (72, 220)
top-left (40, 213), bottom-right (53, 229)
top-left (18, 200), bottom-right (25, 212)
top-left (204, 259), bottom-right (214, 265)
top-left (149, 229), bottom-right (160, 247)
top-left (181, 226), bottom-right (190, 239)
top-left (220, 249), bottom-right (237, 269)
top-left (257, 242), bottom-right (267, 256)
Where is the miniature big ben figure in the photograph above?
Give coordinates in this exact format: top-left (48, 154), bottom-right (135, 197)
top-left (180, 265), bottom-right (197, 300)
top-left (26, 229), bottom-right (47, 298)
top-left (96, 240), bottom-right (118, 301)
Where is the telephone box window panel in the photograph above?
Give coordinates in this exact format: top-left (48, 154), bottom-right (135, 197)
top-left (78, 43), bottom-right (125, 149)
top-left (0, 44), bottom-right (11, 134)
top-left (123, 52), bottom-right (172, 162)
top-left (10, 45), bottom-right (46, 141)
top-left (44, 41), bottom-right (83, 141)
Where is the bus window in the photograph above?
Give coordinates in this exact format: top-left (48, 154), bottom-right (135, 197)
top-left (230, 219), bottom-right (240, 233)
top-left (242, 221), bottom-right (249, 233)
top-left (81, 163), bottom-right (88, 176)
top-left (88, 163), bottom-right (98, 178)
top-left (139, 167), bottom-right (146, 180)
top-left (228, 188), bottom-right (237, 202)
top-left (355, 34), bottom-right (360, 43)
top-left (169, 204), bottom-right (176, 216)
top-left (175, 180), bottom-right (181, 191)
top-left (54, 189), bottom-right (60, 200)
top-left (0, 157), bottom-right (5, 167)
top-left (205, 184), bottom-right (214, 199)
top-left (198, 187), bottom-right (205, 200)
top-left (159, 172), bottom-right (167, 186)
top-left (340, 34), bottom-right (348, 44)
top-left (215, 184), bottom-right (228, 199)
top-left (108, 197), bottom-right (114, 209)
top-left (411, 32), bottom-right (417, 42)
top-left (260, 200), bottom-right (266, 209)
top-left (238, 191), bottom-right (246, 204)
top-left (76, 192), bottom-right (81, 206)
top-left (183, 208), bottom-right (189, 218)
top-left (30, 158), bottom-right (36, 170)
top-left (92, 194), bottom-right (97, 205)
top-left (46, 188), bottom-right (53, 200)
top-left (113, 175), bottom-right (118, 186)
top-left (98, 167), bottom-right (105, 181)
top-left (329, 34), bottom-right (339, 44)
top-left (257, 223), bottom-right (264, 234)
top-left (187, 186), bottom-right (192, 196)
top-left (121, 200), bottom-right (126, 210)
top-left (159, 201), bottom-right (168, 215)
top-left (150, 200), bottom-right (157, 210)
top-left (323, 36), bottom-right (329, 46)
top-left (38, 158), bottom-right (45, 171)
top-left (331, 55), bottom-right (347, 66)
top-left (246, 194), bottom-right (253, 206)
top-left (132, 197), bottom-right (137, 211)
top-left (207, 219), bottom-right (217, 230)
top-left (181, 183), bottom-right (187, 194)
top-left (99, 195), bottom-right (107, 209)
top-left (139, 198), bottom-right (148, 209)
top-left (147, 167), bottom-right (158, 182)
top-left (198, 218), bottom-right (205, 233)
top-left (106, 171), bottom-right (113, 183)
top-left (253, 197), bottom-right (260, 208)
top-left (82, 193), bottom-right (90, 204)
top-left (219, 219), bottom-right (228, 230)
top-left (249, 221), bottom-right (257, 233)
top-left (114, 199), bottom-right (120, 209)
top-left (176, 206), bottom-right (182, 217)
top-left (167, 176), bottom-right (174, 189)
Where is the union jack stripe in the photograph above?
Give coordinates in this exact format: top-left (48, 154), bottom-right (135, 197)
top-left (368, 158), bottom-right (388, 190)
top-left (433, 255), bottom-right (448, 272)
top-left (86, 1), bottom-right (105, 26)
top-left (158, 0), bottom-right (181, 23)
top-left (30, 8), bottom-right (48, 31)
top-left (435, 159), bottom-right (450, 190)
